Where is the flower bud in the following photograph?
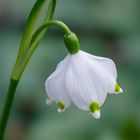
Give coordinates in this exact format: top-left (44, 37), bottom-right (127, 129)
top-left (64, 32), bottom-right (80, 54)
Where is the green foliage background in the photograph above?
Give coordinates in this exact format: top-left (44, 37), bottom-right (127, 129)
top-left (0, 0), bottom-right (140, 140)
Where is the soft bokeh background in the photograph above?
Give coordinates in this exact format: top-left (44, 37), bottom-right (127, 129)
top-left (0, 0), bottom-right (140, 140)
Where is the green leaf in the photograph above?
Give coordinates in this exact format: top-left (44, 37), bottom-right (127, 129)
top-left (11, 0), bottom-right (56, 80)
top-left (18, 0), bottom-right (56, 59)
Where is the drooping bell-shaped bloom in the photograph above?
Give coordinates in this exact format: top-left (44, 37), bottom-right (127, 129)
top-left (45, 50), bottom-right (123, 119)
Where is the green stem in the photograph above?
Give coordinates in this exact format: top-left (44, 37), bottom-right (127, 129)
top-left (0, 20), bottom-right (71, 139)
top-left (30, 20), bottom-right (71, 46)
top-left (11, 0), bottom-right (56, 81)
top-left (0, 79), bottom-right (19, 140)
top-left (11, 20), bottom-right (72, 81)
top-left (0, 0), bottom-right (56, 139)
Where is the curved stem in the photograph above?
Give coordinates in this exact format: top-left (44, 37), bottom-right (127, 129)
top-left (30, 20), bottom-right (71, 46)
top-left (11, 20), bottom-right (72, 81)
top-left (12, 0), bottom-right (56, 81)
top-left (0, 80), bottom-right (19, 140)
top-left (0, 0), bottom-right (56, 139)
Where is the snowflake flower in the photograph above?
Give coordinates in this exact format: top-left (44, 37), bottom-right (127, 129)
top-left (45, 50), bottom-right (123, 119)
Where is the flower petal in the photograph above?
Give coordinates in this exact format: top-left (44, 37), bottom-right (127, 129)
top-left (81, 50), bottom-right (117, 79)
top-left (46, 98), bottom-right (53, 105)
top-left (45, 55), bottom-right (71, 110)
top-left (45, 49), bottom-right (122, 118)
top-left (66, 53), bottom-right (106, 110)
top-left (115, 83), bottom-right (123, 94)
top-left (81, 51), bottom-right (118, 94)
top-left (47, 54), bottom-right (70, 81)
top-left (90, 110), bottom-right (101, 119)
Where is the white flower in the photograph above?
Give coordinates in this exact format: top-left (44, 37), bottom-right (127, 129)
top-left (45, 50), bottom-right (123, 119)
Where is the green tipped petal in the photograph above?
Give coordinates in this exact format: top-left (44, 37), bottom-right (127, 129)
top-left (115, 83), bottom-right (123, 94)
top-left (57, 101), bottom-right (65, 110)
top-left (89, 102), bottom-right (100, 113)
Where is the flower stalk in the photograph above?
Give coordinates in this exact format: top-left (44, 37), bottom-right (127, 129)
top-left (0, 0), bottom-right (56, 139)
top-left (0, 0), bottom-right (123, 139)
top-left (0, 1), bottom-right (78, 138)
top-left (11, 20), bottom-right (75, 81)
top-left (0, 80), bottom-right (19, 140)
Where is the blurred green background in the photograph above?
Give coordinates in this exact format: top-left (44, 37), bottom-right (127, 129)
top-left (0, 0), bottom-right (140, 140)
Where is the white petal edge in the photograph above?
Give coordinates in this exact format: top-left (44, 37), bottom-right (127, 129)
top-left (80, 50), bottom-right (117, 79)
top-left (90, 110), bottom-right (101, 119)
top-left (46, 98), bottom-right (53, 105)
top-left (45, 54), bottom-right (71, 109)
